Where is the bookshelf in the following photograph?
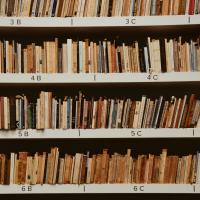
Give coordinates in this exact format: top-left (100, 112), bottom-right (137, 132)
top-left (0, 2), bottom-right (200, 198)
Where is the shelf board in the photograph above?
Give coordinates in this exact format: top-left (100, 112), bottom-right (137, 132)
top-left (0, 72), bottom-right (199, 84)
top-left (0, 184), bottom-right (198, 194)
top-left (0, 128), bottom-right (198, 139)
top-left (0, 15), bottom-right (199, 29)
top-left (73, 15), bottom-right (194, 27)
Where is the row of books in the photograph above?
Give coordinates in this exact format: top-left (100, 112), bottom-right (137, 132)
top-left (0, 37), bottom-right (199, 73)
top-left (1, 0), bottom-right (200, 17)
top-left (0, 92), bottom-right (199, 130)
top-left (0, 148), bottom-right (199, 185)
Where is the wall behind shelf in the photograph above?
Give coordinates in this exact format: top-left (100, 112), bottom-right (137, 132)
top-left (0, 83), bottom-right (200, 99)
top-left (1, 25), bottom-right (200, 47)
top-left (0, 138), bottom-right (199, 156)
top-left (1, 193), bottom-right (200, 200)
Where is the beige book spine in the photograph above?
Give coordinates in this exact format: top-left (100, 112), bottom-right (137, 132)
top-left (172, 98), bottom-right (181, 128)
top-left (39, 152), bottom-right (46, 184)
top-left (79, 0), bottom-right (86, 17)
top-left (45, 153), bottom-right (51, 183)
top-left (86, 158), bottom-right (92, 183)
top-left (35, 46), bottom-right (40, 73)
top-left (52, 148), bottom-right (59, 184)
top-left (25, 156), bottom-right (33, 184)
top-left (72, 153), bottom-right (82, 184)
top-left (62, 43), bottom-right (67, 73)
top-left (10, 153), bottom-right (15, 184)
top-left (66, 39), bottom-right (72, 73)
top-left (144, 159), bottom-right (150, 183)
top-left (58, 158), bottom-right (64, 184)
top-left (107, 158), bottom-right (113, 183)
top-left (69, 156), bottom-right (75, 183)
top-left (159, 149), bottom-right (167, 183)
top-left (132, 101), bottom-right (141, 128)
top-left (164, 39), bottom-right (170, 72)
top-left (14, 158), bottom-right (18, 184)
top-left (32, 153), bottom-right (39, 185)
top-left (90, 155), bottom-right (96, 183)
top-left (48, 149), bottom-right (55, 184)
top-left (55, 0), bottom-right (60, 16)
top-left (4, 97), bottom-right (8, 129)
top-left (137, 96), bottom-right (146, 128)
top-left (54, 38), bottom-right (58, 73)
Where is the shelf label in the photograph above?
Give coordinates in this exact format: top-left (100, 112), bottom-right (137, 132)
top-left (125, 18), bottom-right (136, 25)
top-left (31, 75), bottom-right (42, 81)
top-left (188, 16), bottom-right (191, 24)
top-left (132, 185), bottom-right (145, 192)
top-left (193, 185), bottom-right (196, 192)
top-left (93, 74), bottom-right (96, 81)
top-left (10, 19), bottom-right (22, 26)
top-left (131, 130), bottom-right (142, 137)
top-left (147, 74), bottom-right (159, 81)
top-left (17, 130), bottom-right (29, 137)
top-left (20, 185), bottom-right (32, 192)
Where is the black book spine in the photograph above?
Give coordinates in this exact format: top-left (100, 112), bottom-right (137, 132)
top-left (14, 41), bottom-right (17, 73)
top-left (72, 97), bottom-right (76, 129)
top-left (108, 0), bottom-right (113, 17)
top-left (51, 0), bottom-right (58, 17)
top-left (139, 47), bottom-right (146, 72)
top-left (3, 41), bottom-right (6, 73)
top-left (4, 158), bottom-right (10, 185)
top-left (106, 99), bottom-right (111, 128)
top-left (105, 42), bottom-right (109, 73)
top-left (97, 0), bottom-right (102, 17)
top-left (77, 41), bottom-right (80, 73)
top-left (67, 98), bottom-right (71, 129)
top-left (117, 50), bottom-right (122, 73)
top-left (160, 39), bottom-right (167, 72)
top-left (57, 99), bottom-right (61, 129)
top-left (147, 42), bottom-right (152, 73)
top-left (21, 97), bottom-right (25, 129)
top-left (10, 96), bottom-right (16, 130)
top-left (88, 98), bottom-right (93, 129)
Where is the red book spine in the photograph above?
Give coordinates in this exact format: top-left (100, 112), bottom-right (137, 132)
top-left (189, 0), bottom-right (195, 15)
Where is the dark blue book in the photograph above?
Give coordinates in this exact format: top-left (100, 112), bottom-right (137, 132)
top-left (52, 0), bottom-right (57, 17)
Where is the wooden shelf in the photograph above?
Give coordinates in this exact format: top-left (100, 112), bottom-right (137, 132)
top-left (0, 72), bottom-right (199, 84)
top-left (0, 128), bottom-right (197, 139)
top-left (0, 15), bottom-right (199, 29)
top-left (0, 184), bottom-right (198, 194)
